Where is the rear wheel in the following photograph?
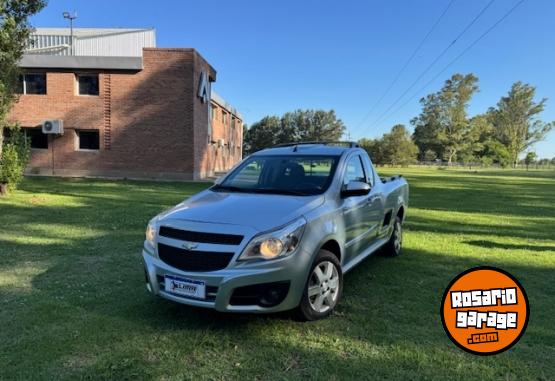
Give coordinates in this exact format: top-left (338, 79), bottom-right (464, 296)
top-left (296, 250), bottom-right (342, 321)
top-left (382, 216), bottom-right (403, 257)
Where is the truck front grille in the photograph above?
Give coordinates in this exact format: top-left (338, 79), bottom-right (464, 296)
top-left (159, 226), bottom-right (243, 245)
top-left (158, 243), bottom-right (234, 272)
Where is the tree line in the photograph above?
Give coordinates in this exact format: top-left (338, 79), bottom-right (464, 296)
top-left (410, 74), bottom-right (553, 168)
top-left (243, 73), bottom-right (554, 168)
top-left (359, 74), bottom-right (554, 167)
top-left (243, 109), bottom-right (346, 154)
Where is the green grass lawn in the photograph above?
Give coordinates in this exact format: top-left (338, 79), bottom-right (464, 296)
top-left (1, 168), bottom-right (554, 380)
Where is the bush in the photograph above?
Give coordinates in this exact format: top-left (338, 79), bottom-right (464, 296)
top-left (0, 124), bottom-right (30, 192)
top-left (480, 156), bottom-right (493, 167)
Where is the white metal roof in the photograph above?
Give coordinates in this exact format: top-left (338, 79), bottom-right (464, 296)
top-left (27, 28), bottom-right (156, 57)
top-left (33, 27), bottom-right (154, 38)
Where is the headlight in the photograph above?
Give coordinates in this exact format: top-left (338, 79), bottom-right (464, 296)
top-left (238, 217), bottom-right (306, 261)
top-left (145, 221), bottom-right (157, 251)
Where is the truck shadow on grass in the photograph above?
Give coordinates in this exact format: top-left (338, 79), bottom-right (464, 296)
top-left (464, 239), bottom-right (555, 253)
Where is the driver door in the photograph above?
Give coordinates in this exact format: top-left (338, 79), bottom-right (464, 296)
top-left (341, 154), bottom-right (375, 264)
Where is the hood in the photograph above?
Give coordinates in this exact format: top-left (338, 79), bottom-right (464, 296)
top-left (158, 189), bottom-right (325, 232)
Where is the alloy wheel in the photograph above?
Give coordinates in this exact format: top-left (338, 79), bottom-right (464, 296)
top-left (393, 221), bottom-right (402, 253)
top-left (307, 260), bottom-right (340, 313)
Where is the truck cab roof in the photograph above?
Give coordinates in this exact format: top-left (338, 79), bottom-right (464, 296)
top-left (253, 142), bottom-right (363, 157)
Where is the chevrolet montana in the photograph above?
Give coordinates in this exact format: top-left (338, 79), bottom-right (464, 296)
top-left (143, 142), bottom-right (409, 320)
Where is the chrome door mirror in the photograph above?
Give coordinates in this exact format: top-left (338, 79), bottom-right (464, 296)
top-left (341, 181), bottom-right (371, 198)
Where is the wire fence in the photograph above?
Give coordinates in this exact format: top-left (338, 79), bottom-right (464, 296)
top-left (374, 161), bottom-right (555, 170)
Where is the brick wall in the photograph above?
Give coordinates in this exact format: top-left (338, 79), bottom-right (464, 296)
top-left (207, 102), bottom-right (243, 173)
top-left (9, 48), bottom-right (241, 180)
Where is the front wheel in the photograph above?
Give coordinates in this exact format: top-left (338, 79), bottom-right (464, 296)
top-left (296, 250), bottom-right (343, 321)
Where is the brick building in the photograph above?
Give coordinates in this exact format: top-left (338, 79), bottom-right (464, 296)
top-left (8, 28), bottom-right (243, 180)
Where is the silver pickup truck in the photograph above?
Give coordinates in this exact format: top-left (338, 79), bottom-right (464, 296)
top-left (143, 142), bottom-right (408, 320)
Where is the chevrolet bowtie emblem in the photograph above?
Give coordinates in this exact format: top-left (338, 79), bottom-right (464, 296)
top-left (182, 241), bottom-right (199, 250)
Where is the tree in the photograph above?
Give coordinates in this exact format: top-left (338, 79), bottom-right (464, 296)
top-left (480, 156), bottom-right (493, 167)
top-left (524, 152), bottom-right (537, 171)
top-left (0, 0), bottom-right (47, 156)
top-left (243, 110), bottom-right (346, 154)
top-left (358, 138), bottom-right (384, 165)
top-left (243, 117), bottom-right (281, 154)
top-left (281, 109), bottom-right (345, 142)
top-left (458, 113), bottom-right (490, 167)
top-left (469, 112), bottom-right (511, 167)
top-left (490, 82), bottom-right (554, 168)
top-left (460, 152), bottom-right (477, 170)
top-left (411, 93), bottom-right (445, 161)
top-left (0, 124), bottom-right (29, 194)
top-left (412, 73), bottom-right (479, 164)
top-left (481, 139), bottom-right (511, 168)
top-left (361, 125), bottom-right (418, 166)
top-left (439, 74), bottom-right (479, 164)
top-left (423, 149), bottom-right (437, 162)
top-left (381, 125), bottom-right (418, 166)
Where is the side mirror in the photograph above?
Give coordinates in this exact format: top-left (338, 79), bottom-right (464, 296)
top-left (341, 181), bottom-right (371, 198)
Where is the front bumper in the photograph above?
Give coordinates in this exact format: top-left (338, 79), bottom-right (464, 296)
top-left (142, 248), bottom-right (311, 313)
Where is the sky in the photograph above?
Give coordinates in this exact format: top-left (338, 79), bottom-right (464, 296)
top-left (30, 0), bottom-right (555, 158)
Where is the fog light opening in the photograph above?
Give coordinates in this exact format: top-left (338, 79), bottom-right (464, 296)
top-left (230, 281), bottom-right (290, 307)
top-left (259, 288), bottom-right (283, 307)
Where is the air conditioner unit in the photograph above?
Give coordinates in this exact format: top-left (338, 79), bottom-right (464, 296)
top-left (217, 139), bottom-right (225, 147)
top-left (42, 120), bottom-right (64, 135)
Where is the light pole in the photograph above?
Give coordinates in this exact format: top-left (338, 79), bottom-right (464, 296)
top-left (62, 11), bottom-right (77, 55)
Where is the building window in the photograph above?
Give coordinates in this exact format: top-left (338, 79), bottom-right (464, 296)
top-left (222, 111), bottom-right (228, 125)
top-left (25, 128), bottom-right (49, 149)
top-left (3, 127), bottom-right (48, 149)
top-left (231, 117), bottom-right (236, 129)
top-left (18, 73), bottom-right (47, 95)
top-left (76, 130), bottom-right (100, 150)
top-left (76, 74), bottom-right (99, 96)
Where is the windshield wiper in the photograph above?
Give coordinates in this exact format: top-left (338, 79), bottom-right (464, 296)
top-left (211, 184), bottom-right (247, 193)
top-left (212, 185), bottom-right (311, 196)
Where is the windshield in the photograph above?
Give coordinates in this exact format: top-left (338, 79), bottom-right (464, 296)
top-left (213, 155), bottom-right (340, 196)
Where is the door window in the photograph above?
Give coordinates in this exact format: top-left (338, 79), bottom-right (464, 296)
top-left (343, 155), bottom-right (366, 187)
top-left (361, 155), bottom-right (375, 186)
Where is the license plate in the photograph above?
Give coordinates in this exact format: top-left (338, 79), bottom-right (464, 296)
top-left (164, 275), bottom-right (205, 299)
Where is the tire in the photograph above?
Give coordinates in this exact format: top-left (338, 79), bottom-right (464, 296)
top-left (382, 216), bottom-right (403, 257)
top-left (296, 250), bottom-right (343, 321)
